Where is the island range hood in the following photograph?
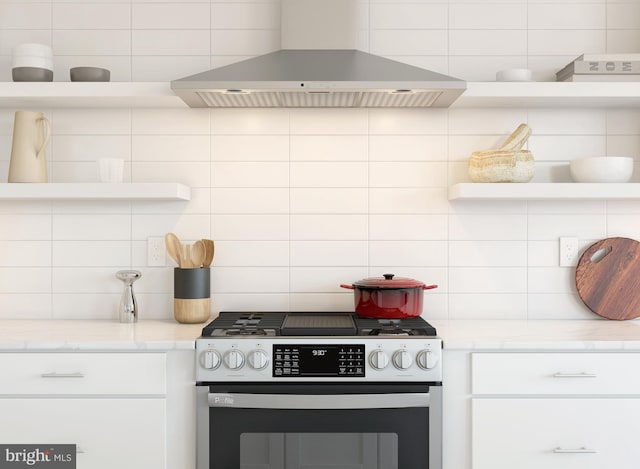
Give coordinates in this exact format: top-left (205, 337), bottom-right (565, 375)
top-left (171, 0), bottom-right (466, 108)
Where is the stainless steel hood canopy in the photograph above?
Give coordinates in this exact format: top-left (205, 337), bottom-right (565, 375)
top-left (171, 49), bottom-right (466, 108)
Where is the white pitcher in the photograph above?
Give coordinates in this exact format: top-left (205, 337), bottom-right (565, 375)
top-left (8, 111), bottom-right (51, 183)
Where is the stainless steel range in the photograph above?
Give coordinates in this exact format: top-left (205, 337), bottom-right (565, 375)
top-left (196, 312), bottom-right (442, 469)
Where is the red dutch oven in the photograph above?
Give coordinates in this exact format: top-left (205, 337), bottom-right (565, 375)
top-left (340, 273), bottom-right (438, 319)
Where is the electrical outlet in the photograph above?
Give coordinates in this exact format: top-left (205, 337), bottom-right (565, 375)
top-left (559, 237), bottom-right (579, 267)
top-left (147, 236), bottom-right (166, 267)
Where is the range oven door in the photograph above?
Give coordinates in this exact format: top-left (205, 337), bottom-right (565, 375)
top-left (197, 383), bottom-right (442, 469)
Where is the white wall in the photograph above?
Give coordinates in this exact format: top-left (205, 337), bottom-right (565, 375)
top-left (0, 0), bottom-right (639, 321)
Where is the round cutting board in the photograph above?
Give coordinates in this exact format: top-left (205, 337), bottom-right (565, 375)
top-left (575, 237), bottom-right (640, 320)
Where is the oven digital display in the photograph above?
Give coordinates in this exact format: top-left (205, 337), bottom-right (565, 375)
top-left (273, 345), bottom-right (365, 377)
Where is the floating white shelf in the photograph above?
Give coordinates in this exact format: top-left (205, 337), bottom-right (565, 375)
top-left (0, 81), bottom-right (640, 109)
top-left (449, 183), bottom-right (640, 200)
top-left (0, 183), bottom-right (191, 200)
top-left (0, 82), bottom-right (186, 108)
top-left (454, 82), bottom-right (640, 108)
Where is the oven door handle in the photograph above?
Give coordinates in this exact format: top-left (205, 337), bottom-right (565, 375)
top-left (208, 392), bottom-right (430, 409)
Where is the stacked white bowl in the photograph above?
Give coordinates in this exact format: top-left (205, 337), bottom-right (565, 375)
top-left (12, 43), bottom-right (54, 81)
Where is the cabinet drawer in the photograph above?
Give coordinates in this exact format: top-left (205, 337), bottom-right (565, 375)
top-left (0, 398), bottom-right (165, 469)
top-left (472, 353), bottom-right (640, 395)
top-left (0, 353), bottom-right (165, 395)
top-left (472, 398), bottom-right (640, 469)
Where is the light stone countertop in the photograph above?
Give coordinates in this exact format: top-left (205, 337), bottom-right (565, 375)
top-left (432, 319), bottom-right (640, 351)
top-left (0, 319), bottom-right (205, 351)
top-left (1, 318), bottom-right (640, 352)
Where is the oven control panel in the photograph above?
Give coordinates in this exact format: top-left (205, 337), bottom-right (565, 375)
top-left (197, 337), bottom-right (442, 383)
top-left (273, 344), bottom-right (366, 377)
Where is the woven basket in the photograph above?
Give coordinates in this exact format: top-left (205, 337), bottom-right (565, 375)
top-left (468, 149), bottom-right (534, 183)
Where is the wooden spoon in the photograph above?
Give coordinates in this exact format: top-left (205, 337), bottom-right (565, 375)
top-left (165, 232), bottom-right (182, 267)
top-left (202, 239), bottom-right (215, 268)
top-left (190, 240), bottom-right (206, 268)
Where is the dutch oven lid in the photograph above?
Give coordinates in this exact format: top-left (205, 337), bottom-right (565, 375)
top-left (353, 273), bottom-right (426, 289)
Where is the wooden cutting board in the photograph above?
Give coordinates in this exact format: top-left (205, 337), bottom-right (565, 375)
top-left (575, 237), bottom-right (640, 320)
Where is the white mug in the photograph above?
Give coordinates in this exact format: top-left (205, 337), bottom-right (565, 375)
top-left (98, 158), bottom-right (124, 183)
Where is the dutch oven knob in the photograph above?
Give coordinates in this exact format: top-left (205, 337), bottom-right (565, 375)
top-left (383, 273), bottom-right (394, 280)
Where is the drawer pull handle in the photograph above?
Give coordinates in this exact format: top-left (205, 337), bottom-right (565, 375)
top-left (552, 372), bottom-right (597, 378)
top-left (553, 447), bottom-right (597, 454)
top-left (40, 372), bottom-right (85, 379)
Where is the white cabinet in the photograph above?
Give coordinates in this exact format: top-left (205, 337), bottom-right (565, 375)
top-left (0, 352), bottom-right (168, 469)
top-left (473, 398), bottom-right (640, 469)
top-left (471, 352), bottom-right (640, 469)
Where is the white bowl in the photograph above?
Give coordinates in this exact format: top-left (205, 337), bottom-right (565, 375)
top-left (12, 43), bottom-right (52, 58)
top-left (570, 156), bottom-right (634, 183)
top-left (496, 68), bottom-right (533, 82)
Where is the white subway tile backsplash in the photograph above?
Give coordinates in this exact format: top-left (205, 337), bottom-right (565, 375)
top-left (528, 4), bottom-right (605, 29)
top-left (449, 294), bottom-right (527, 319)
top-left (528, 293), bottom-right (593, 320)
top-left (450, 3), bottom-right (526, 30)
top-left (291, 162), bottom-right (368, 188)
top-left (450, 213), bottom-right (527, 240)
top-left (211, 3), bottom-right (280, 29)
top-left (369, 188), bottom-right (449, 214)
top-left (210, 29), bottom-right (279, 55)
top-left (370, 162), bottom-right (447, 188)
top-left (52, 214), bottom-right (131, 240)
top-left (449, 267), bottom-right (527, 293)
top-left (1, 0), bottom-right (638, 321)
top-left (369, 109), bottom-right (448, 135)
top-left (291, 109), bottom-right (368, 135)
top-left (211, 109), bottom-right (289, 135)
top-left (133, 3), bottom-right (210, 29)
top-left (53, 109), bottom-right (131, 135)
top-left (291, 215), bottom-right (368, 240)
top-left (291, 188), bottom-right (368, 214)
top-left (291, 241), bottom-right (368, 267)
top-left (450, 30), bottom-right (527, 55)
top-left (53, 30), bottom-right (131, 55)
top-left (528, 214), bottom-right (607, 240)
top-left (528, 267), bottom-right (576, 293)
top-left (212, 135), bottom-right (289, 161)
top-left (133, 29), bottom-right (210, 55)
top-left (370, 214), bottom-right (448, 240)
top-left (449, 241), bottom-right (527, 267)
top-left (53, 3), bottom-right (130, 29)
top-left (369, 241), bottom-right (448, 266)
top-left (211, 214), bottom-right (289, 240)
top-left (290, 136), bottom-right (367, 161)
top-left (52, 241), bottom-right (131, 267)
top-left (370, 136), bottom-right (447, 161)
top-left (132, 55), bottom-right (211, 81)
top-left (212, 162), bottom-right (288, 187)
top-left (0, 3), bottom-right (50, 29)
top-left (371, 30), bottom-right (448, 56)
top-left (132, 108), bottom-right (209, 135)
top-left (371, 3), bottom-right (448, 29)
top-left (290, 267), bottom-right (369, 293)
top-left (528, 29), bottom-right (606, 55)
top-left (527, 109), bottom-right (606, 135)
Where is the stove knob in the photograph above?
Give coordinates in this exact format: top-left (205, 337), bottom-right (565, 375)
top-left (248, 349), bottom-right (269, 370)
top-left (368, 350), bottom-right (389, 370)
top-left (201, 350), bottom-right (221, 370)
top-left (223, 350), bottom-right (245, 370)
top-left (417, 349), bottom-right (438, 370)
top-left (392, 350), bottom-right (413, 370)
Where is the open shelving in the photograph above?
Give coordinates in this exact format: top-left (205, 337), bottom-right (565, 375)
top-left (0, 183), bottom-right (191, 201)
top-left (449, 183), bottom-right (640, 200)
